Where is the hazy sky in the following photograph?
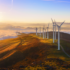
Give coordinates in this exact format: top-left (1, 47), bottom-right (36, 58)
top-left (0, 0), bottom-right (70, 25)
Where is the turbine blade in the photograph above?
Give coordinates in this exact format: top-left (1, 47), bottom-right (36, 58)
top-left (60, 21), bottom-right (65, 27)
top-left (54, 20), bottom-right (56, 25)
top-left (51, 18), bottom-right (54, 24)
top-left (54, 21), bottom-right (59, 27)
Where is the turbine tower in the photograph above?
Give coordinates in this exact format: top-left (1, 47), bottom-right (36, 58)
top-left (43, 26), bottom-right (45, 39)
top-left (40, 27), bottom-right (41, 37)
top-left (47, 24), bottom-right (49, 39)
top-left (36, 27), bottom-right (38, 35)
top-left (54, 21), bottom-right (57, 40)
top-left (56, 21), bottom-right (65, 50)
top-left (45, 27), bottom-right (46, 38)
top-left (51, 19), bottom-right (55, 43)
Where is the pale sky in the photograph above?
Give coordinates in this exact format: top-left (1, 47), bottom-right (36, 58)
top-left (0, 0), bottom-right (70, 25)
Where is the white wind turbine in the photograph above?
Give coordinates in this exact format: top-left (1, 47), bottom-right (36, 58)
top-left (54, 21), bottom-right (57, 40)
top-left (43, 26), bottom-right (45, 39)
top-left (40, 27), bottom-right (41, 37)
top-left (36, 27), bottom-right (38, 35)
top-left (45, 27), bottom-right (46, 38)
top-left (51, 19), bottom-right (55, 43)
top-left (47, 24), bottom-right (49, 39)
top-left (56, 21), bottom-right (65, 50)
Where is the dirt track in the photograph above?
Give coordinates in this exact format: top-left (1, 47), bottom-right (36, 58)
top-left (0, 50), bottom-right (16, 61)
top-left (0, 42), bottom-right (20, 54)
top-left (0, 42), bottom-right (20, 61)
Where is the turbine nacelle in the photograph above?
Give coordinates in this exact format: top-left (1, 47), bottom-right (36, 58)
top-left (51, 18), bottom-right (55, 26)
top-left (56, 21), bottom-right (65, 28)
top-left (55, 20), bottom-right (65, 50)
top-left (51, 18), bottom-right (55, 43)
top-left (46, 24), bottom-right (49, 39)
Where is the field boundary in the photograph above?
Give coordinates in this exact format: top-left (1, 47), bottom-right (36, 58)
top-left (60, 45), bottom-right (70, 58)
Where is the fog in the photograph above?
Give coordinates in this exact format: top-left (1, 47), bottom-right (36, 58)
top-left (0, 29), bottom-right (70, 40)
top-left (0, 29), bottom-right (35, 40)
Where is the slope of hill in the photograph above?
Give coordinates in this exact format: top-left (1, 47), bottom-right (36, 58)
top-left (0, 33), bottom-right (70, 70)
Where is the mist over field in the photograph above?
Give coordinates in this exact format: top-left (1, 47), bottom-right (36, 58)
top-left (0, 23), bottom-right (70, 40)
top-left (0, 29), bottom-right (35, 40)
top-left (0, 29), bottom-right (70, 40)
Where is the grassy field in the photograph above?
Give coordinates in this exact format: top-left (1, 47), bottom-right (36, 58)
top-left (0, 33), bottom-right (70, 70)
top-left (60, 40), bottom-right (70, 55)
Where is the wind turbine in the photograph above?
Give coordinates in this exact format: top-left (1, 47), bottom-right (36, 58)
top-left (44, 27), bottom-right (46, 38)
top-left (36, 27), bottom-right (38, 35)
top-left (51, 19), bottom-right (55, 43)
top-left (54, 21), bottom-right (57, 40)
top-left (40, 27), bottom-right (41, 37)
top-left (47, 24), bottom-right (49, 39)
top-left (43, 26), bottom-right (45, 39)
top-left (56, 21), bottom-right (65, 50)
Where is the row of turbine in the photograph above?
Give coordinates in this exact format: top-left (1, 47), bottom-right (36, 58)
top-left (36, 19), bottom-right (65, 50)
top-left (36, 24), bottom-right (49, 39)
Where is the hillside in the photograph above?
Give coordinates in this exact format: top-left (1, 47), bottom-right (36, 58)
top-left (0, 33), bottom-right (70, 70)
top-left (37, 32), bottom-right (70, 41)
